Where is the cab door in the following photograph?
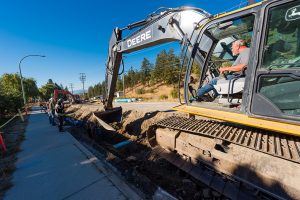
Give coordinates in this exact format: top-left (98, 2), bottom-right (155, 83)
top-left (250, 0), bottom-right (300, 122)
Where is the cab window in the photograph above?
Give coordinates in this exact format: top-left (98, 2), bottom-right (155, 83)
top-left (262, 1), bottom-right (300, 69)
top-left (187, 14), bottom-right (255, 107)
top-left (208, 15), bottom-right (254, 72)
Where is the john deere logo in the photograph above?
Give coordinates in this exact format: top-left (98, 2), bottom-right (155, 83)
top-left (127, 30), bottom-right (152, 48)
top-left (285, 5), bottom-right (300, 21)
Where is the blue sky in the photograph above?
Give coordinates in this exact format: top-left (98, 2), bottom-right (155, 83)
top-left (0, 0), bottom-right (257, 91)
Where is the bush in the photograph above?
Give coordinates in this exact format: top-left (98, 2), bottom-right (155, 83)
top-left (159, 94), bottom-right (168, 100)
top-left (170, 88), bottom-right (178, 99)
top-left (136, 88), bottom-right (145, 95)
top-left (148, 88), bottom-right (155, 93)
top-left (0, 94), bottom-right (23, 116)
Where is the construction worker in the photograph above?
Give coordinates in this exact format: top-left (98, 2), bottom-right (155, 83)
top-left (197, 39), bottom-right (250, 99)
top-left (55, 98), bottom-right (64, 132)
top-left (48, 98), bottom-right (56, 126)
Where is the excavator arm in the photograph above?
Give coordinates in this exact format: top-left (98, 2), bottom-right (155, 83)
top-left (104, 7), bottom-right (210, 109)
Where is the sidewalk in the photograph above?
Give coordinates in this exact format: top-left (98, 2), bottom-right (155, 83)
top-left (4, 107), bottom-right (140, 200)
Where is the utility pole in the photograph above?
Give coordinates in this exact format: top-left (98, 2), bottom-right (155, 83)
top-left (122, 72), bottom-right (125, 98)
top-left (69, 83), bottom-right (74, 94)
top-left (79, 73), bottom-right (86, 97)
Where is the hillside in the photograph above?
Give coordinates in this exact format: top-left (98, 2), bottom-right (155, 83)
top-left (120, 82), bottom-right (181, 101)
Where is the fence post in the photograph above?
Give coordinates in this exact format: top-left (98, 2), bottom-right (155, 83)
top-left (18, 109), bottom-right (24, 122)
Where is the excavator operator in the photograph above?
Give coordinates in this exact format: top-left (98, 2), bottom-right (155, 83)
top-left (196, 39), bottom-right (250, 100)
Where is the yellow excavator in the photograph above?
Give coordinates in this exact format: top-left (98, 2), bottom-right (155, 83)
top-left (103, 0), bottom-right (300, 199)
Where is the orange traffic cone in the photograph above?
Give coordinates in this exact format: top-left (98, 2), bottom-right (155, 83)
top-left (0, 132), bottom-right (7, 153)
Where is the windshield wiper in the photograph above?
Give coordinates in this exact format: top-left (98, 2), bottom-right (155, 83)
top-left (267, 63), bottom-right (300, 71)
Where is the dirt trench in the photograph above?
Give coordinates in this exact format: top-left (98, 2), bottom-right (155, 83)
top-left (66, 105), bottom-right (225, 200)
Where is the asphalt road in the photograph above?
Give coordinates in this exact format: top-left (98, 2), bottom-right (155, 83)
top-left (113, 101), bottom-right (180, 112)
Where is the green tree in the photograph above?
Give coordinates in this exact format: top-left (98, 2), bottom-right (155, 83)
top-left (0, 73), bottom-right (38, 115)
top-left (116, 76), bottom-right (123, 91)
top-left (39, 84), bottom-right (54, 100)
top-left (125, 67), bottom-right (136, 89)
top-left (140, 58), bottom-right (153, 86)
top-left (94, 83), bottom-right (102, 96)
top-left (88, 81), bottom-right (106, 97)
top-left (39, 79), bottom-right (59, 100)
top-left (0, 73), bottom-right (23, 114)
top-left (151, 50), bottom-right (168, 84)
top-left (48, 79), bottom-right (54, 85)
top-left (24, 78), bottom-right (39, 101)
top-left (164, 48), bottom-right (180, 85)
top-left (1, 74), bottom-right (21, 94)
top-left (88, 86), bottom-right (95, 97)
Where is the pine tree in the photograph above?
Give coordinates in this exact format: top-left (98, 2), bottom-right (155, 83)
top-left (140, 58), bottom-right (153, 86)
top-left (165, 48), bottom-right (180, 85)
top-left (126, 67), bottom-right (136, 89)
top-left (47, 79), bottom-right (54, 85)
top-left (116, 76), bottom-right (123, 91)
top-left (152, 50), bottom-right (167, 84)
top-left (88, 86), bottom-right (94, 97)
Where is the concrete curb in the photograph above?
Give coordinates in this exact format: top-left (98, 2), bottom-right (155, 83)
top-left (68, 132), bottom-right (143, 200)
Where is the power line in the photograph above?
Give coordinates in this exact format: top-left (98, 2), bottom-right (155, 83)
top-left (79, 73), bottom-right (86, 96)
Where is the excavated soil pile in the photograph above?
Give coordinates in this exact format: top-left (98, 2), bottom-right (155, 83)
top-left (65, 104), bottom-right (105, 121)
top-left (66, 105), bottom-right (182, 137)
top-left (120, 110), bottom-right (181, 136)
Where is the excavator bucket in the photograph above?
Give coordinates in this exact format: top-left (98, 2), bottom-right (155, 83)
top-left (94, 106), bottom-right (122, 124)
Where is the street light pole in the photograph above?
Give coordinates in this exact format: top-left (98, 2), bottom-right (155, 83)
top-left (18, 55), bottom-right (46, 108)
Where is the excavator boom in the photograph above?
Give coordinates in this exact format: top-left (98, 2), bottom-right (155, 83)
top-left (104, 7), bottom-right (210, 109)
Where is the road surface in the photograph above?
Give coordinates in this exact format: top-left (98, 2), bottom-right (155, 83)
top-left (113, 101), bottom-right (180, 112)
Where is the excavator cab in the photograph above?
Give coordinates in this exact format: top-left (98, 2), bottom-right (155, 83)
top-left (187, 13), bottom-right (255, 107)
top-left (185, 0), bottom-right (300, 122)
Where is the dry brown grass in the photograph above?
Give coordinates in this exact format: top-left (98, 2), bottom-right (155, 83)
top-left (124, 83), bottom-right (180, 101)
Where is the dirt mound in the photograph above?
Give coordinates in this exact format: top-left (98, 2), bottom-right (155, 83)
top-left (67, 104), bottom-right (184, 142)
top-left (121, 110), bottom-right (182, 136)
top-left (67, 104), bottom-right (184, 137)
top-left (65, 105), bottom-right (81, 113)
top-left (66, 105), bottom-right (105, 120)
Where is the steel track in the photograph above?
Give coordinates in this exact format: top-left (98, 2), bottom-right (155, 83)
top-left (153, 116), bottom-right (300, 164)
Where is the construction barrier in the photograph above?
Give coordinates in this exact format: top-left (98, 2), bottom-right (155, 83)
top-left (0, 132), bottom-right (6, 153)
